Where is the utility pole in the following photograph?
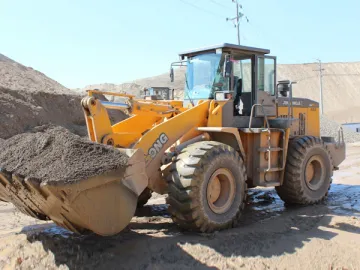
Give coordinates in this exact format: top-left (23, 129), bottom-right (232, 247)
top-left (314, 59), bottom-right (325, 114)
top-left (235, 1), bottom-right (240, 45)
top-left (226, 0), bottom-right (248, 45)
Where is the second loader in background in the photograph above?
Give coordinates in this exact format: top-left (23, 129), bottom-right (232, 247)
top-left (0, 43), bottom-right (346, 236)
top-left (143, 86), bottom-right (174, 100)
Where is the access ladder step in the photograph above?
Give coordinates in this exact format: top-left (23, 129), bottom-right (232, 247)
top-left (257, 167), bottom-right (283, 172)
top-left (261, 181), bottom-right (281, 187)
top-left (258, 147), bottom-right (283, 152)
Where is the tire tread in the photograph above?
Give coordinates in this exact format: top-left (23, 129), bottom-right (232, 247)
top-left (276, 136), bottom-right (333, 204)
top-left (166, 141), bottom-right (247, 232)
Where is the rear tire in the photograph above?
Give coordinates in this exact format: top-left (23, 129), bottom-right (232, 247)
top-left (276, 136), bottom-right (333, 204)
top-left (166, 141), bottom-right (247, 232)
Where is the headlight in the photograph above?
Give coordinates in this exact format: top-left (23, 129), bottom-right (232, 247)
top-left (215, 92), bottom-right (232, 100)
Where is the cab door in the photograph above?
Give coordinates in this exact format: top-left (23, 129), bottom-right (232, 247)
top-left (254, 55), bottom-right (277, 117)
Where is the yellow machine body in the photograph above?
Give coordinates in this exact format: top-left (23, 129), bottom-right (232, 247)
top-left (277, 97), bottom-right (320, 137)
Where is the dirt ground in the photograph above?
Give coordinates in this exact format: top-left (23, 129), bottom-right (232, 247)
top-left (0, 144), bottom-right (359, 270)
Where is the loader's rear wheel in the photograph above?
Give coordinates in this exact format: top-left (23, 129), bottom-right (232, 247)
top-left (276, 136), bottom-right (333, 204)
top-left (166, 141), bottom-right (247, 232)
top-left (137, 188), bottom-right (152, 208)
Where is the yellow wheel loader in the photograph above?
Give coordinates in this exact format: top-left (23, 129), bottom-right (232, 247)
top-left (0, 43), bottom-right (346, 236)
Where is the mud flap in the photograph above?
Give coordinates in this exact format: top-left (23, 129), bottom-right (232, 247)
top-left (0, 149), bottom-right (148, 236)
top-left (325, 142), bottom-right (346, 168)
top-left (322, 127), bottom-right (346, 168)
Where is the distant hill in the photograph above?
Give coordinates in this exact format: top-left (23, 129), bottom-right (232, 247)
top-left (0, 53), bottom-right (74, 94)
top-left (81, 62), bottom-right (360, 123)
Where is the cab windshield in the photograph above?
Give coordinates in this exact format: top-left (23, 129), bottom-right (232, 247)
top-left (184, 53), bottom-right (226, 100)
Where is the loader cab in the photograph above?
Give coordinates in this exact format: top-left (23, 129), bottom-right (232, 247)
top-left (144, 87), bottom-right (174, 100)
top-left (177, 43), bottom-right (277, 120)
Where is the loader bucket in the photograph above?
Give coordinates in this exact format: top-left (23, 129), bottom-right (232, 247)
top-left (0, 148), bottom-right (148, 236)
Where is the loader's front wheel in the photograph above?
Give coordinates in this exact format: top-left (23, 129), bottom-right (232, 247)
top-left (166, 141), bottom-right (247, 232)
top-left (276, 136), bottom-right (333, 204)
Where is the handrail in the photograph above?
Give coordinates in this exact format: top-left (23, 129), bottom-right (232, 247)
top-left (249, 104), bottom-right (270, 132)
top-left (287, 81), bottom-right (296, 126)
top-left (265, 129), bottom-right (272, 172)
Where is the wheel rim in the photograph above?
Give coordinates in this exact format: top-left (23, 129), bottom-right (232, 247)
top-left (305, 155), bottom-right (325, 191)
top-left (206, 168), bottom-right (236, 214)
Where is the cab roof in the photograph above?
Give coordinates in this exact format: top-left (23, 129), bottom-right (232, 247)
top-left (179, 43), bottom-right (270, 59)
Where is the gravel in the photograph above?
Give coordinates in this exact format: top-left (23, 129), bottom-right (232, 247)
top-left (0, 125), bottom-right (129, 185)
top-left (320, 115), bottom-right (360, 143)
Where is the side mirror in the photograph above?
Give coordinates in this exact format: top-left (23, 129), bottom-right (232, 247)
top-left (170, 67), bottom-right (174, 82)
top-left (223, 57), bottom-right (232, 78)
top-left (277, 80), bottom-right (296, 97)
top-left (277, 83), bottom-right (289, 97)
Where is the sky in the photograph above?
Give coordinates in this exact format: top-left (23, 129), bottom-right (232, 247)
top-left (1, 0), bottom-right (359, 88)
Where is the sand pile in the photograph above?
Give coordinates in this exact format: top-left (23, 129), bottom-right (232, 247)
top-left (0, 87), bottom-right (87, 139)
top-left (0, 126), bottom-right (129, 184)
top-left (0, 53), bottom-right (87, 140)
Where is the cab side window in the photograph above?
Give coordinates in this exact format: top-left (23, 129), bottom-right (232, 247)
top-left (257, 57), bottom-right (275, 95)
top-left (232, 58), bottom-right (252, 93)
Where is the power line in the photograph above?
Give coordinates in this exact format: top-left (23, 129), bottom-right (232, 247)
top-left (179, 0), bottom-right (223, 17)
top-left (323, 73), bottom-right (360, 77)
top-left (285, 73), bottom-right (360, 83)
top-left (291, 75), bottom-right (319, 82)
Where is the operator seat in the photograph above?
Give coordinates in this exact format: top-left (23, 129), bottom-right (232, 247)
top-left (233, 77), bottom-right (242, 116)
top-left (230, 77), bottom-right (263, 128)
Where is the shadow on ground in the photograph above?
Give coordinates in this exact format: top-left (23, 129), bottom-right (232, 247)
top-left (21, 184), bottom-right (360, 269)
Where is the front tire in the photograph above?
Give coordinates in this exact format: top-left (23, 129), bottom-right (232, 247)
top-left (276, 136), bottom-right (333, 204)
top-left (166, 141), bottom-right (247, 232)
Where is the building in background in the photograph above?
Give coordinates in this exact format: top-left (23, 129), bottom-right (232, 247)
top-left (342, 123), bottom-right (360, 133)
